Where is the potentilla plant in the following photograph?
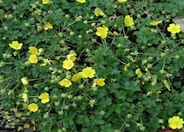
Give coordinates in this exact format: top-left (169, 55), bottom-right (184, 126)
top-left (1, 0), bottom-right (184, 131)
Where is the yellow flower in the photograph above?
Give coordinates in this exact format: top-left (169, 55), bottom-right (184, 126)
top-left (135, 68), bottom-right (142, 75)
top-left (42, 0), bottom-right (49, 4)
top-left (82, 67), bottom-right (96, 78)
top-left (123, 63), bottom-right (130, 71)
top-left (44, 22), bottom-right (53, 30)
top-left (38, 93), bottom-right (50, 103)
top-left (9, 41), bottom-right (23, 50)
top-left (124, 15), bottom-right (134, 27)
top-left (76, 0), bottom-right (86, 3)
top-left (28, 55), bottom-right (38, 63)
top-left (58, 79), bottom-right (72, 87)
top-left (28, 46), bottom-right (38, 55)
top-left (28, 103), bottom-right (38, 112)
top-left (150, 20), bottom-right (162, 26)
top-left (62, 59), bottom-right (74, 70)
top-left (163, 80), bottom-right (170, 91)
top-left (21, 77), bottom-right (30, 88)
top-left (67, 53), bottom-right (77, 61)
top-left (168, 116), bottom-right (184, 129)
top-left (72, 72), bottom-right (83, 82)
top-left (94, 8), bottom-right (105, 17)
top-left (96, 26), bottom-right (109, 39)
top-left (167, 23), bottom-right (181, 34)
top-left (94, 78), bottom-right (105, 87)
top-left (22, 93), bottom-right (28, 103)
top-left (117, 0), bottom-right (127, 3)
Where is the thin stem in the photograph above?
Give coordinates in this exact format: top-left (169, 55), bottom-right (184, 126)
top-left (78, 49), bottom-right (86, 60)
top-left (157, 26), bottom-right (165, 40)
top-left (35, 80), bottom-right (50, 87)
top-left (61, 99), bottom-right (65, 111)
top-left (12, 81), bottom-right (20, 90)
top-left (29, 77), bottom-right (46, 81)
top-left (64, 20), bottom-right (78, 29)
top-left (123, 3), bottom-right (127, 13)
top-left (48, 105), bottom-right (53, 113)
top-left (139, 114), bottom-right (143, 124)
top-left (102, 38), bottom-right (107, 45)
top-left (122, 27), bottom-right (126, 36)
top-left (118, 120), bottom-right (126, 131)
top-left (114, 57), bottom-right (126, 65)
top-left (161, 58), bottom-right (165, 70)
top-left (4, 78), bottom-right (13, 89)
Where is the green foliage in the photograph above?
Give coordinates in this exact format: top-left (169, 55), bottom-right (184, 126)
top-left (0, 0), bottom-right (184, 131)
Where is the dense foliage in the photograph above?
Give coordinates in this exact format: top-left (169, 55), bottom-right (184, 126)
top-left (1, 0), bottom-right (184, 131)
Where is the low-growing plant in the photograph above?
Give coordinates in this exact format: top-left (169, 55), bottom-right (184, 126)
top-left (1, 0), bottom-right (184, 131)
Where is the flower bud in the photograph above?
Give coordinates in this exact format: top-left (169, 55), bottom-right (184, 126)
top-left (44, 87), bottom-right (49, 91)
top-left (52, 95), bottom-right (58, 99)
top-left (58, 111), bottom-right (63, 115)
top-left (76, 15), bottom-right (83, 21)
top-left (148, 57), bottom-right (153, 61)
top-left (3, 26), bottom-right (8, 30)
top-left (55, 101), bottom-right (60, 106)
top-left (43, 113), bottom-right (49, 119)
top-left (90, 16), bottom-right (94, 20)
top-left (158, 119), bottom-right (164, 124)
top-left (125, 123), bottom-right (130, 127)
top-left (142, 60), bottom-right (147, 65)
top-left (83, 20), bottom-right (88, 24)
top-left (67, 95), bottom-right (73, 99)
top-left (79, 84), bottom-right (84, 89)
top-left (175, 55), bottom-right (180, 59)
top-left (61, 93), bottom-right (67, 98)
top-left (65, 14), bottom-right (70, 18)
top-left (70, 31), bottom-right (75, 36)
top-left (0, 61), bottom-right (5, 67)
top-left (58, 32), bottom-right (63, 37)
top-left (147, 64), bottom-right (152, 69)
top-left (140, 126), bottom-right (145, 131)
top-left (24, 61), bottom-right (31, 66)
top-left (136, 123), bottom-right (142, 127)
top-left (99, 110), bottom-right (105, 116)
top-left (77, 95), bottom-right (83, 100)
top-left (89, 99), bottom-right (96, 107)
top-left (72, 103), bottom-right (77, 107)
top-left (160, 69), bottom-right (165, 74)
top-left (64, 105), bottom-right (69, 110)
top-left (160, 53), bottom-right (166, 57)
top-left (127, 114), bottom-right (132, 118)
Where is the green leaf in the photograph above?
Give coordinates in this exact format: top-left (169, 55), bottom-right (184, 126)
top-left (124, 81), bottom-right (140, 92)
top-left (117, 91), bottom-right (127, 100)
top-left (113, 36), bottom-right (131, 47)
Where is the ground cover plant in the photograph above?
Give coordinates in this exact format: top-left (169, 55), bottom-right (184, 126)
top-left (1, 0), bottom-right (184, 131)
